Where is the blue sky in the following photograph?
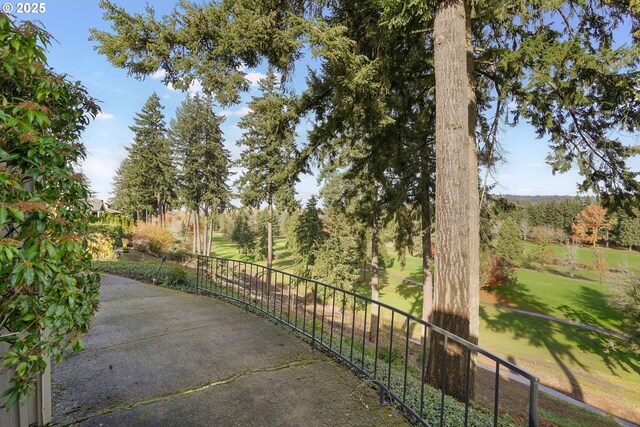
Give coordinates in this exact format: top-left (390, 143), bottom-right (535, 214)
top-left (18, 1), bottom-right (639, 203)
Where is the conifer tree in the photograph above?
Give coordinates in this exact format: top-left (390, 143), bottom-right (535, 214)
top-left (231, 212), bottom-right (256, 259)
top-left (169, 94), bottom-right (231, 255)
top-left (292, 196), bottom-right (326, 275)
top-left (115, 93), bottom-right (176, 223)
top-left (493, 217), bottom-right (524, 265)
top-left (617, 210), bottom-right (640, 251)
top-left (236, 67), bottom-right (298, 270)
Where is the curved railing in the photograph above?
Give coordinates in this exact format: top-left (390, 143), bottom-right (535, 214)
top-left (196, 255), bottom-right (539, 427)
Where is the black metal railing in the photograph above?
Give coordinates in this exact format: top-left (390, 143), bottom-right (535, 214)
top-left (196, 255), bottom-right (539, 427)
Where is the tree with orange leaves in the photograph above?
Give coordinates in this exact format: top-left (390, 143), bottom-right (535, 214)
top-left (571, 205), bottom-right (614, 248)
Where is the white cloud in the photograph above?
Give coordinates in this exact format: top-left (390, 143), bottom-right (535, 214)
top-left (151, 69), bottom-right (166, 80)
top-left (95, 112), bottom-right (114, 121)
top-left (245, 71), bottom-right (266, 86)
top-left (80, 147), bottom-right (127, 200)
top-left (527, 162), bottom-right (547, 169)
top-left (220, 107), bottom-right (252, 117)
top-left (187, 79), bottom-right (203, 97)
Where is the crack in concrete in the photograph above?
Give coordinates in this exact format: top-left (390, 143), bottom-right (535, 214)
top-left (78, 322), bottom-right (227, 354)
top-left (53, 357), bottom-right (327, 426)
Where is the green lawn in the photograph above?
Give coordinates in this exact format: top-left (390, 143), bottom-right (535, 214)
top-left (209, 233), bottom-right (294, 271)
top-left (524, 241), bottom-right (640, 269)
top-left (479, 305), bottom-right (640, 423)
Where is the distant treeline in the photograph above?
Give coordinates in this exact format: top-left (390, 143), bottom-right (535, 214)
top-left (501, 194), bottom-right (593, 204)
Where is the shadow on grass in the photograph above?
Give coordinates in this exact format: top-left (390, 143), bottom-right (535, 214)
top-left (395, 270), bottom-right (425, 317)
top-left (544, 266), bottom-right (597, 283)
top-left (481, 283), bottom-right (640, 401)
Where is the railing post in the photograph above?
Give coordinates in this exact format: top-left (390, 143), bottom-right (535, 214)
top-left (196, 255), bottom-right (200, 294)
top-left (311, 281), bottom-right (318, 350)
top-left (378, 384), bottom-right (386, 406)
top-left (529, 377), bottom-right (539, 427)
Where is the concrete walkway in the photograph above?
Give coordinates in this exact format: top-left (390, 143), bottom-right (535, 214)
top-left (52, 275), bottom-right (407, 427)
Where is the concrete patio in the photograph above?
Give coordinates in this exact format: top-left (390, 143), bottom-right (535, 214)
top-left (51, 274), bottom-right (407, 426)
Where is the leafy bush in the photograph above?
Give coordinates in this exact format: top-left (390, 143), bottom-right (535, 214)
top-left (527, 242), bottom-right (556, 270)
top-left (161, 248), bottom-right (195, 263)
top-left (481, 256), bottom-right (517, 290)
top-left (88, 223), bottom-right (124, 247)
top-left (88, 233), bottom-right (117, 261)
top-left (132, 222), bottom-right (174, 254)
top-left (164, 265), bottom-right (191, 288)
top-left (0, 14), bottom-right (100, 408)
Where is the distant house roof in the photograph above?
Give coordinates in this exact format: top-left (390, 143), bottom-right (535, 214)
top-left (89, 198), bottom-right (121, 215)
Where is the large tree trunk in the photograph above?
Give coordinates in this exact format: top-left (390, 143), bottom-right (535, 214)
top-left (419, 136), bottom-right (435, 335)
top-left (156, 193), bottom-right (162, 225)
top-left (267, 201), bottom-right (273, 270)
top-left (421, 203), bottom-right (433, 331)
top-left (194, 209), bottom-right (201, 255)
top-left (206, 213), bottom-right (213, 256)
top-left (191, 210), bottom-right (197, 254)
top-left (427, 0), bottom-right (480, 402)
top-left (369, 219), bottom-right (379, 342)
top-left (203, 212), bottom-right (209, 256)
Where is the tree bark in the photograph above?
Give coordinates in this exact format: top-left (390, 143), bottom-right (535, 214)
top-left (206, 213), bottom-right (213, 256)
top-left (428, 0), bottom-right (480, 402)
top-left (203, 211), bottom-right (209, 256)
top-left (421, 203), bottom-right (433, 331)
top-left (267, 200), bottom-right (274, 270)
top-left (191, 210), bottom-right (197, 254)
top-left (369, 219), bottom-right (379, 342)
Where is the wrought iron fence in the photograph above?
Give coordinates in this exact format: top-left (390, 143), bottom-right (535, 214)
top-left (196, 255), bottom-right (539, 427)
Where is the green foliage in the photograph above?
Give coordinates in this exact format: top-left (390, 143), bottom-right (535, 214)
top-left (169, 94), bottom-right (231, 214)
top-left (312, 214), bottom-right (360, 290)
top-left (291, 196), bottom-right (326, 274)
top-left (94, 212), bottom-right (134, 233)
top-left (169, 93), bottom-right (231, 255)
top-left (230, 213), bottom-right (256, 259)
top-left (111, 93), bottom-right (176, 218)
top-left (517, 198), bottom-right (586, 233)
top-left (527, 242), bottom-right (556, 271)
top-left (616, 209), bottom-right (640, 250)
top-left (0, 14), bottom-right (100, 408)
top-left (254, 223), bottom-right (269, 261)
top-left (492, 217), bottom-right (524, 265)
top-left (236, 67), bottom-right (298, 212)
top-left (164, 265), bottom-right (191, 289)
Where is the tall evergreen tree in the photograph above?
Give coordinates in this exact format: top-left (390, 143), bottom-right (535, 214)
top-left (617, 210), bottom-right (640, 251)
top-left (231, 212), bottom-right (256, 259)
top-left (115, 93), bottom-right (176, 223)
top-left (493, 217), bottom-right (524, 265)
top-left (292, 196), bottom-right (326, 275)
top-left (169, 94), bottom-right (231, 255)
top-left (236, 67), bottom-right (298, 270)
